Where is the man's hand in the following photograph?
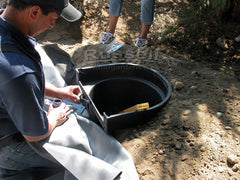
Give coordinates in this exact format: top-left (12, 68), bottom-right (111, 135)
top-left (59, 85), bottom-right (81, 103)
top-left (47, 103), bottom-right (70, 126)
top-left (23, 103), bottom-right (70, 142)
top-left (45, 83), bottom-right (81, 103)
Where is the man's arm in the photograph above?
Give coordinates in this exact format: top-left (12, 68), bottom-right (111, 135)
top-left (23, 118), bottom-right (56, 142)
top-left (23, 103), bottom-right (69, 142)
top-left (23, 83), bottom-right (81, 142)
top-left (1, 74), bottom-right (70, 142)
top-left (45, 82), bottom-right (81, 103)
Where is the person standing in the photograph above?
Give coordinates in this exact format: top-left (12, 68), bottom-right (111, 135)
top-left (99, 0), bottom-right (156, 47)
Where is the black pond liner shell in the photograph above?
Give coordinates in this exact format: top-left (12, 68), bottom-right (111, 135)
top-left (77, 63), bottom-right (172, 134)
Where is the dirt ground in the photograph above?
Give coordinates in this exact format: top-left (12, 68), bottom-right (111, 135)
top-left (3, 0), bottom-right (240, 179)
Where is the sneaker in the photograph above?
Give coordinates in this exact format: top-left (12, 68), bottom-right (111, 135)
top-left (99, 32), bottom-right (116, 44)
top-left (133, 37), bottom-right (148, 47)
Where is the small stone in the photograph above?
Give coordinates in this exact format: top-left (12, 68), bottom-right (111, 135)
top-left (210, 155), bottom-right (214, 161)
top-left (227, 155), bottom-right (238, 165)
top-left (232, 164), bottom-right (239, 172)
top-left (190, 85), bottom-right (197, 89)
top-left (216, 37), bottom-right (228, 50)
top-left (225, 126), bottom-right (232, 130)
top-left (158, 149), bottom-right (165, 155)
top-left (216, 112), bottom-right (222, 118)
top-left (183, 110), bottom-right (191, 116)
top-left (218, 166), bottom-right (224, 173)
top-left (175, 81), bottom-right (184, 90)
top-left (175, 142), bottom-right (182, 150)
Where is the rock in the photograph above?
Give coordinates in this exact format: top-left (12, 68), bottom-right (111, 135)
top-left (174, 81), bottom-right (184, 90)
top-left (232, 164), bottom-right (239, 172)
top-left (190, 85), bottom-right (197, 90)
top-left (227, 155), bottom-right (238, 165)
top-left (218, 166), bottom-right (224, 173)
top-left (175, 142), bottom-right (182, 150)
top-left (158, 149), bottom-right (165, 155)
top-left (216, 112), bottom-right (222, 118)
top-left (182, 109), bottom-right (191, 116)
top-left (225, 126), bottom-right (232, 130)
top-left (216, 37), bottom-right (228, 50)
top-left (210, 155), bottom-right (215, 161)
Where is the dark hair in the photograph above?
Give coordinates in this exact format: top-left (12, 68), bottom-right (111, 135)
top-left (7, 0), bottom-right (55, 15)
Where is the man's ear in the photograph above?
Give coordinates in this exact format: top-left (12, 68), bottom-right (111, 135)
top-left (29, 5), bottom-right (41, 20)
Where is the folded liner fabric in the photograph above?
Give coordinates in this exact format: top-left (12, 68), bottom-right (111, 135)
top-left (27, 43), bottom-right (139, 180)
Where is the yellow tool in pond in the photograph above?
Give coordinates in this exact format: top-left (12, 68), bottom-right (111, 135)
top-left (120, 102), bottom-right (149, 113)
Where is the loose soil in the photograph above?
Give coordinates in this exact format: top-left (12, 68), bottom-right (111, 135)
top-left (4, 0), bottom-right (240, 179)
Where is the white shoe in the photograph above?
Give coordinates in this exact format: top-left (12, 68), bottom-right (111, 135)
top-left (99, 32), bottom-right (116, 44)
top-left (133, 37), bottom-right (148, 47)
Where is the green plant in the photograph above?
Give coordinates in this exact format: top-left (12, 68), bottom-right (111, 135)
top-left (208, 0), bottom-right (227, 15)
top-left (160, 0), bottom-right (220, 54)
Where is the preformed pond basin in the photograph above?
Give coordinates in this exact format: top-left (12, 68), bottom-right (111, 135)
top-left (77, 63), bottom-right (172, 134)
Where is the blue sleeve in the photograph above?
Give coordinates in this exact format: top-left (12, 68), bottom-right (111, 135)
top-left (0, 73), bottom-right (48, 136)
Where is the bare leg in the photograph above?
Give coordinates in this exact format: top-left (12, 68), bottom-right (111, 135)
top-left (139, 23), bottom-right (151, 39)
top-left (108, 13), bottom-right (119, 34)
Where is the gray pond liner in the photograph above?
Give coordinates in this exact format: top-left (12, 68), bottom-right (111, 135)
top-left (77, 63), bottom-right (172, 134)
